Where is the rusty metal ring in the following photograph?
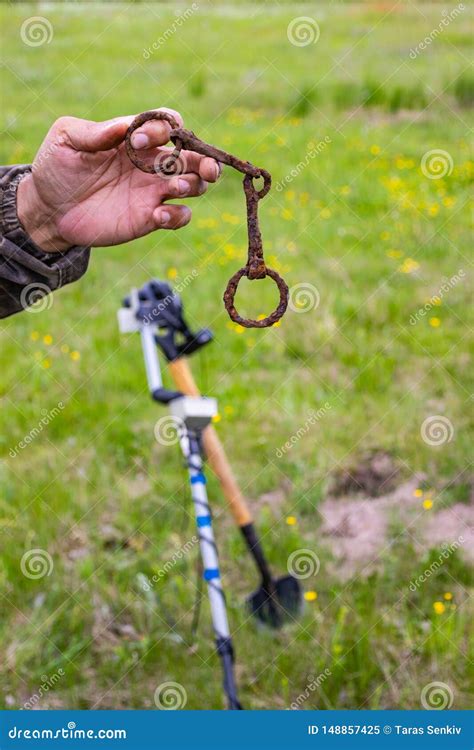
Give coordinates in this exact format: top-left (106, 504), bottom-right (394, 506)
top-left (245, 170), bottom-right (271, 200)
top-left (125, 110), bottom-right (181, 174)
top-left (223, 267), bottom-right (289, 328)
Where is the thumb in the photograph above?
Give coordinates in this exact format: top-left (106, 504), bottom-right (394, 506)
top-left (58, 116), bottom-right (135, 152)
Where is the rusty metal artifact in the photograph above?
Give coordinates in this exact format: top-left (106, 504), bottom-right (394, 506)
top-left (125, 110), bottom-right (289, 328)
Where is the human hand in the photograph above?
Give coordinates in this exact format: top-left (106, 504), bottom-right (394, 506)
top-left (17, 109), bottom-right (220, 252)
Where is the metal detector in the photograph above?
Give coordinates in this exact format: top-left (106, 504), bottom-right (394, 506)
top-left (117, 280), bottom-right (303, 705)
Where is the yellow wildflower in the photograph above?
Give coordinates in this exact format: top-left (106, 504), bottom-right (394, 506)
top-left (70, 350), bottom-right (81, 361)
top-left (443, 592), bottom-right (453, 601)
top-left (197, 218), bottom-right (218, 229)
top-left (299, 192), bottom-right (310, 206)
top-left (433, 601), bottom-right (446, 615)
top-left (286, 516), bottom-right (297, 526)
top-left (222, 213), bottom-right (240, 225)
top-left (398, 258), bottom-right (420, 274)
top-left (370, 145), bottom-right (381, 155)
top-left (423, 499), bottom-right (433, 510)
top-left (413, 488), bottom-right (423, 498)
top-left (30, 331), bottom-right (40, 341)
top-left (167, 267), bottom-right (178, 280)
top-left (429, 317), bottom-right (441, 328)
top-left (304, 591), bottom-right (318, 602)
top-left (43, 334), bottom-right (53, 345)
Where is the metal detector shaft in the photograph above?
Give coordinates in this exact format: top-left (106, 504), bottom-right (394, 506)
top-left (168, 358), bottom-right (252, 527)
top-left (178, 424), bottom-right (241, 710)
top-left (139, 325), bottom-right (241, 709)
top-left (168, 358), bottom-right (274, 589)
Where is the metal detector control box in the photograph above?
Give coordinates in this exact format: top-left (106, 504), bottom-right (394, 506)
top-left (170, 396), bottom-right (217, 431)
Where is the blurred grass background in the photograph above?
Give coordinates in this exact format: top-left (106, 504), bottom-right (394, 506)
top-left (0, 2), bottom-right (472, 709)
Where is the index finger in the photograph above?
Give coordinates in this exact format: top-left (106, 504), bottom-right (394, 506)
top-left (130, 108), bottom-right (184, 150)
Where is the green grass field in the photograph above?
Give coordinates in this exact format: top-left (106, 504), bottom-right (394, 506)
top-left (1, 2), bottom-right (472, 710)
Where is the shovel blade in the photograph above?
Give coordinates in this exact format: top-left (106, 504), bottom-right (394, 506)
top-left (247, 575), bottom-right (303, 628)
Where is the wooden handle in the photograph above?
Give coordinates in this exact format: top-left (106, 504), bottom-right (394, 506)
top-left (168, 359), bottom-right (253, 527)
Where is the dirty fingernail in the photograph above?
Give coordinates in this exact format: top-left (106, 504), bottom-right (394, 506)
top-left (132, 132), bottom-right (150, 149)
top-left (178, 178), bottom-right (190, 195)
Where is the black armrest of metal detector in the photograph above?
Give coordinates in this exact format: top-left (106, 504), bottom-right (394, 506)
top-left (123, 280), bottom-right (212, 360)
top-left (123, 280), bottom-right (212, 404)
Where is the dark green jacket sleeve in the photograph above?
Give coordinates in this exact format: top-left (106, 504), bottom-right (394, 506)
top-left (0, 165), bottom-right (90, 318)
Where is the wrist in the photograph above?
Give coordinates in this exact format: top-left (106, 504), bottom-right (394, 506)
top-left (17, 173), bottom-right (70, 252)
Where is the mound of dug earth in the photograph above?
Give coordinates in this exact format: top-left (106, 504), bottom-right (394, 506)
top-left (320, 461), bottom-right (473, 580)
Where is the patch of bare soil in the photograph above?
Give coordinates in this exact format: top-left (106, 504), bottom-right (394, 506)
top-left (319, 470), bottom-right (474, 581)
top-left (330, 450), bottom-right (400, 497)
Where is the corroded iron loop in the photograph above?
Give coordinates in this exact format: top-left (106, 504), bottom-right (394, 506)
top-left (223, 267), bottom-right (289, 329)
top-left (125, 111), bottom-right (289, 328)
top-left (125, 110), bottom-right (181, 174)
top-left (253, 169), bottom-right (272, 200)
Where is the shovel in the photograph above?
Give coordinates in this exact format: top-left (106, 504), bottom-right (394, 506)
top-left (168, 357), bottom-right (303, 628)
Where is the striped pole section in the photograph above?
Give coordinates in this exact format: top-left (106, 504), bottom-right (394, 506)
top-left (183, 429), bottom-right (241, 710)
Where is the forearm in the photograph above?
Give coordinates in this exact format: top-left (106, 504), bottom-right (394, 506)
top-left (0, 165), bottom-right (90, 319)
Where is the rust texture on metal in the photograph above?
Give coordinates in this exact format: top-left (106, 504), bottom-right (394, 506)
top-left (125, 110), bottom-right (289, 328)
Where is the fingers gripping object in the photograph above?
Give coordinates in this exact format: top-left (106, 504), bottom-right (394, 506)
top-left (125, 110), bottom-right (289, 328)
